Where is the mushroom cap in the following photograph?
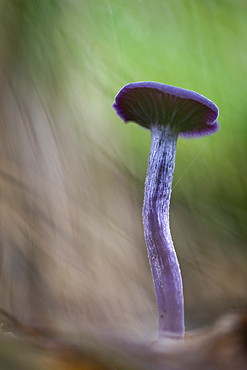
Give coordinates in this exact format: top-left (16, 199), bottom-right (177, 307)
top-left (113, 82), bottom-right (219, 137)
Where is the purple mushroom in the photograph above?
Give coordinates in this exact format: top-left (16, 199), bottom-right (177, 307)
top-left (113, 82), bottom-right (219, 339)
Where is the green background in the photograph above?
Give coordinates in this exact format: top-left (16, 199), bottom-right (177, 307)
top-left (0, 0), bottom-right (246, 332)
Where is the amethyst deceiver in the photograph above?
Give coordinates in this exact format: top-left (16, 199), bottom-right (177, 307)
top-left (113, 82), bottom-right (219, 339)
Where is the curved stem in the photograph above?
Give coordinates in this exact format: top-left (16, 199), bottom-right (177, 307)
top-left (142, 125), bottom-right (184, 339)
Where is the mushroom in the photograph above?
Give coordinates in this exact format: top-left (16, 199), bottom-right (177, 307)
top-left (113, 82), bottom-right (219, 339)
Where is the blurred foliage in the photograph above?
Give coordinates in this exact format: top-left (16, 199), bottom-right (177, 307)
top-left (0, 0), bottom-right (246, 340)
top-left (0, 310), bottom-right (247, 369)
top-left (1, 0), bottom-right (244, 211)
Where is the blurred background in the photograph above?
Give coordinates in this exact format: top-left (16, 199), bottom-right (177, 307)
top-left (0, 0), bottom-right (246, 339)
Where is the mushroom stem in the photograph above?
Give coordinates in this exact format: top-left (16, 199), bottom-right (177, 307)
top-left (143, 125), bottom-right (184, 339)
